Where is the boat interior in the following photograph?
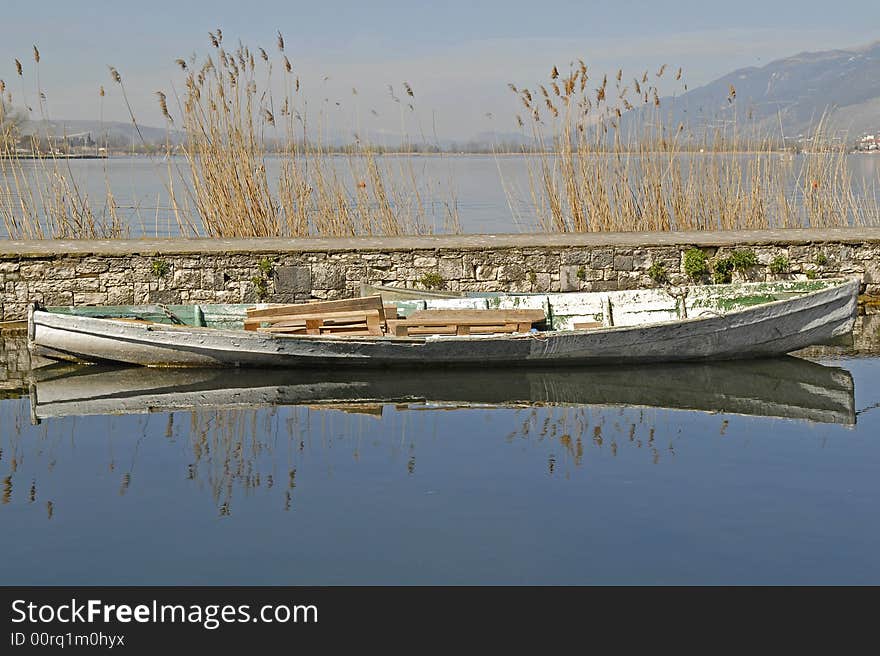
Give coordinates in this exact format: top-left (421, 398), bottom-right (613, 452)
top-left (43, 279), bottom-right (840, 337)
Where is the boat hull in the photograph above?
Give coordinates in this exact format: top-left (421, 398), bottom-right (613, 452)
top-left (28, 278), bottom-right (860, 368)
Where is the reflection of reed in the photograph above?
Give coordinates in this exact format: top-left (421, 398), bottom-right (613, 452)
top-left (506, 405), bottom-right (695, 475)
top-left (187, 409), bottom-right (277, 514)
top-left (0, 392), bottom-right (837, 519)
top-left (184, 405), bottom-right (385, 516)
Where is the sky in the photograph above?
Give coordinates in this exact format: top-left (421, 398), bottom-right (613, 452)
top-left (2, 0), bottom-right (878, 141)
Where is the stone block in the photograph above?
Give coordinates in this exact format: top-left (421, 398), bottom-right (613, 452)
top-left (559, 250), bottom-right (590, 265)
top-left (147, 290), bottom-right (182, 304)
top-left (438, 257), bottom-right (463, 280)
top-left (173, 268), bottom-right (201, 289)
top-left (74, 292), bottom-right (109, 306)
top-left (613, 255), bottom-right (634, 272)
top-left (591, 249), bottom-right (613, 268)
top-left (75, 259), bottom-right (110, 274)
top-left (274, 266), bottom-right (312, 294)
top-left (344, 267), bottom-right (366, 282)
top-left (107, 286), bottom-right (135, 305)
top-left (863, 262), bottom-right (880, 284)
top-left (4, 304), bottom-right (29, 320)
top-left (70, 277), bottom-right (101, 293)
top-left (534, 273), bottom-right (551, 291)
top-left (19, 262), bottom-right (50, 279)
top-left (45, 265), bottom-right (78, 281)
top-left (102, 272), bottom-right (133, 288)
top-left (559, 265), bottom-right (582, 292)
top-left (524, 253), bottom-right (558, 273)
top-left (632, 250), bottom-right (652, 270)
top-left (413, 256), bottom-right (438, 268)
top-left (313, 266), bottom-right (345, 290)
top-left (617, 271), bottom-right (642, 289)
top-left (174, 257), bottom-right (202, 269)
top-left (199, 270), bottom-right (225, 291)
top-left (43, 292), bottom-right (74, 306)
top-left (475, 265), bottom-right (497, 281)
top-left (497, 262), bottom-right (525, 283)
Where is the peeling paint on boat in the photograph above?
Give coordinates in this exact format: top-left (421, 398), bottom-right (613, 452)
top-left (30, 278), bottom-right (861, 368)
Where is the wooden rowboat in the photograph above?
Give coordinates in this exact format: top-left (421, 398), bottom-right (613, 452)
top-left (27, 357), bottom-right (856, 425)
top-left (27, 278), bottom-right (860, 368)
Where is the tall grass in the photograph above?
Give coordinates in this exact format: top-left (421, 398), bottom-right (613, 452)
top-left (0, 32), bottom-right (459, 240)
top-left (503, 63), bottom-right (880, 232)
top-left (0, 51), bottom-right (127, 240)
top-left (167, 31), bottom-right (458, 237)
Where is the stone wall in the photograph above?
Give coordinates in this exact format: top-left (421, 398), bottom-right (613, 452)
top-left (0, 333), bottom-right (34, 396)
top-left (1, 229), bottom-right (879, 321)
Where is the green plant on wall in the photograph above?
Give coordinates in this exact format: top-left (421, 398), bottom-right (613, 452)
top-left (251, 275), bottom-right (269, 300)
top-left (815, 252), bottom-right (828, 266)
top-left (576, 266), bottom-right (587, 281)
top-left (729, 249), bottom-right (758, 272)
top-left (528, 270), bottom-right (538, 286)
top-left (258, 257), bottom-right (274, 277)
top-left (769, 255), bottom-right (789, 274)
top-left (683, 248), bottom-right (708, 281)
top-left (647, 261), bottom-right (668, 284)
top-left (151, 259), bottom-right (170, 278)
top-left (712, 257), bottom-right (734, 284)
top-left (419, 272), bottom-right (444, 290)
top-left (250, 257), bottom-right (274, 301)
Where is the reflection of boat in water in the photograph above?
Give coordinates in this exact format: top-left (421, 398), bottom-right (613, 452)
top-left (28, 356), bottom-right (856, 425)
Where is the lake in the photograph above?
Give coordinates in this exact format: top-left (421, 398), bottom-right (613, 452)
top-left (1, 328), bottom-right (879, 585)
top-left (2, 153), bottom-right (879, 236)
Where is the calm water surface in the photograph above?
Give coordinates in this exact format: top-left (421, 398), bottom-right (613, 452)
top-left (3, 153), bottom-right (879, 236)
top-left (1, 344), bottom-right (879, 584)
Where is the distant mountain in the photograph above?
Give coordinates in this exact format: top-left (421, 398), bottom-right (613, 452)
top-left (21, 119), bottom-right (181, 145)
top-left (634, 41), bottom-right (880, 142)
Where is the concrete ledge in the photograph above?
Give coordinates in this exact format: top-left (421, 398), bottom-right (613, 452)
top-left (2, 227), bottom-right (880, 258)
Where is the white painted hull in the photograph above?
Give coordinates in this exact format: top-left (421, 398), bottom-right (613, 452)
top-left (29, 278), bottom-right (860, 368)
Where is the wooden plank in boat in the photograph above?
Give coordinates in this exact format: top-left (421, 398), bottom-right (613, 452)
top-left (406, 309), bottom-right (545, 323)
top-left (386, 319), bottom-right (529, 337)
top-left (244, 309), bottom-right (383, 330)
top-left (257, 324), bottom-right (375, 336)
top-left (254, 309), bottom-right (383, 336)
top-left (245, 295), bottom-right (385, 320)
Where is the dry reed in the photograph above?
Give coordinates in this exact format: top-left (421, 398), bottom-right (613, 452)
top-left (1, 33), bottom-right (459, 240)
top-left (503, 63), bottom-right (880, 232)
